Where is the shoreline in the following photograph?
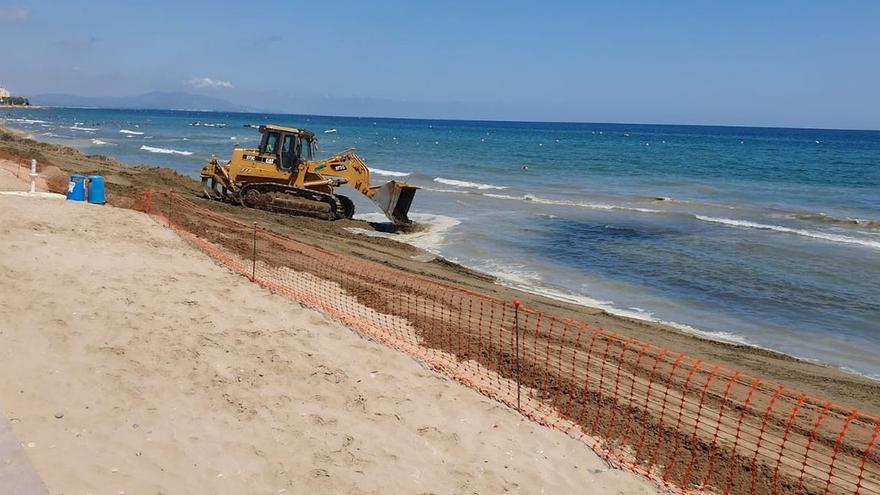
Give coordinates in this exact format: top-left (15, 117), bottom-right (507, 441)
top-left (351, 221), bottom-right (760, 349)
top-left (447, 254), bottom-right (880, 382)
top-left (2, 121), bottom-right (878, 414)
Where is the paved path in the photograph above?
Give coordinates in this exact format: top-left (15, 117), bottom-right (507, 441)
top-left (0, 410), bottom-right (48, 495)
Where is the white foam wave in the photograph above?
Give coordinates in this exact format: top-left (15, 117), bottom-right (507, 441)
top-left (90, 139), bottom-right (113, 146)
top-left (695, 215), bottom-right (880, 250)
top-left (481, 264), bottom-right (751, 346)
top-left (434, 177), bottom-right (507, 190)
top-left (788, 212), bottom-right (880, 229)
top-left (139, 145), bottom-right (193, 156)
top-left (119, 129), bottom-right (144, 135)
top-left (481, 193), bottom-right (522, 200)
top-left (421, 187), bottom-right (472, 195)
top-left (5, 118), bottom-right (47, 124)
top-left (347, 212), bottom-right (461, 253)
top-left (69, 126), bottom-right (98, 131)
top-left (483, 192), bottom-right (662, 213)
top-left (371, 168), bottom-right (411, 177)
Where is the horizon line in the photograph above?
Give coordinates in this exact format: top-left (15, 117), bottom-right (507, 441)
top-left (13, 104), bottom-right (880, 133)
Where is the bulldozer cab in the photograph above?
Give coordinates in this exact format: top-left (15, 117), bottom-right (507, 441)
top-left (258, 125), bottom-right (316, 172)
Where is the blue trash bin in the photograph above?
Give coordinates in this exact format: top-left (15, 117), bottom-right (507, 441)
top-left (88, 175), bottom-right (106, 204)
top-left (67, 175), bottom-right (86, 201)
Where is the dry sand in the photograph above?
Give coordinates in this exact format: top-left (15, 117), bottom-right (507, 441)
top-left (0, 159), bottom-right (37, 191)
top-left (0, 194), bottom-right (662, 494)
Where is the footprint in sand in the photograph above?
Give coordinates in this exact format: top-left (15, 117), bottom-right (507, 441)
top-left (344, 394), bottom-right (367, 413)
top-left (416, 426), bottom-right (460, 444)
top-left (309, 414), bottom-right (337, 426)
top-left (310, 468), bottom-right (330, 478)
top-left (310, 364), bottom-right (348, 384)
top-left (313, 437), bottom-right (363, 468)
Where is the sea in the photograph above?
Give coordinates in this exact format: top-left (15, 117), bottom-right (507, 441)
top-left (3, 108), bottom-right (879, 377)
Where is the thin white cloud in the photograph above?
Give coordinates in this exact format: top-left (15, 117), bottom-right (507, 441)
top-left (54, 34), bottom-right (97, 49)
top-left (0, 6), bottom-right (30, 22)
top-left (187, 77), bottom-right (234, 89)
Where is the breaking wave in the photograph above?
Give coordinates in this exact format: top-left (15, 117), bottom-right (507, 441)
top-left (139, 145), bottom-right (193, 156)
top-left (434, 177), bottom-right (507, 190)
top-left (119, 129), bottom-right (144, 135)
top-left (371, 168), bottom-right (411, 177)
top-left (4, 118), bottom-right (47, 124)
top-left (69, 126), bottom-right (98, 131)
top-left (695, 216), bottom-right (880, 250)
top-left (91, 139), bottom-right (112, 146)
top-left (477, 260), bottom-right (752, 346)
top-left (347, 212), bottom-right (461, 253)
top-left (421, 186), bottom-right (473, 195)
top-left (482, 192), bottom-right (662, 213)
top-left (791, 212), bottom-right (880, 230)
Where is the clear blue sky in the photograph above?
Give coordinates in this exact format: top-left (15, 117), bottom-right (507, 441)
top-left (1, 1), bottom-right (878, 128)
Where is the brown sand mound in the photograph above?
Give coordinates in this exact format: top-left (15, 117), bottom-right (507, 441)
top-left (155, 191), bottom-right (880, 495)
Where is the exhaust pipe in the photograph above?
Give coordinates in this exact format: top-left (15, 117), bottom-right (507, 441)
top-left (371, 181), bottom-right (418, 225)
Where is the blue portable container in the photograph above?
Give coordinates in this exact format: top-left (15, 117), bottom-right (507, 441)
top-left (87, 175), bottom-right (106, 204)
top-left (67, 175), bottom-right (86, 201)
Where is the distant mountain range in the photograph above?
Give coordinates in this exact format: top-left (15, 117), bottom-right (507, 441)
top-left (29, 91), bottom-right (253, 112)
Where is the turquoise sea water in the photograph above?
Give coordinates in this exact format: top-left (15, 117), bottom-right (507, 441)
top-left (4, 108), bottom-right (879, 376)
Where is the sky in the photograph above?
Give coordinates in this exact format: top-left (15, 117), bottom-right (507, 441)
top-left (1, 1), bottom-right (878, 129)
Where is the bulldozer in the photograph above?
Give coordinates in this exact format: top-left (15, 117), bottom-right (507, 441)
top-left (200, 124), bottom-right (417, 224)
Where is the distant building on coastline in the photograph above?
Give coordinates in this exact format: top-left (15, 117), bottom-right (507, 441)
top-left (0, 86), bottom-right (30, 106)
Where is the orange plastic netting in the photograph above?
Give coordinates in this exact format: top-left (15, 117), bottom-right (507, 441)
top-left (139, 191), bottom-right (880, 495)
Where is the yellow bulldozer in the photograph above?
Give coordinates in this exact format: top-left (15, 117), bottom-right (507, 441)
top-left (200, 124), bottom-right (417, 224)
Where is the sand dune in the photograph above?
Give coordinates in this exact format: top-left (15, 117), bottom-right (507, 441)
top-left (0, 195), bottom-right (661, 494)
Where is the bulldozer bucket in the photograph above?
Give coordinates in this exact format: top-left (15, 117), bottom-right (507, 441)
top-left (371, 181), bottom-right (418, 225)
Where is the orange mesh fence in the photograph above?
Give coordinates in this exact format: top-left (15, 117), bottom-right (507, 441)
top-left (0, 151), bottom-right (68, 193)
top-left (140, 190), bottom-right (880, 495)
top-left (0, 150), bottom-right (32, 179)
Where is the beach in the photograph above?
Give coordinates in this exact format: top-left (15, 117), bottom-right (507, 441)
top-left (0, 192), bottom-right (663, 494)
top-left (3, 108), bottom-right (879, 377)
top-left (1, 123), bottom-right (877, 413)
top-left (4, 3), bottom-right (879, 493)
top-left (2, 123), bottom-right (880, 494)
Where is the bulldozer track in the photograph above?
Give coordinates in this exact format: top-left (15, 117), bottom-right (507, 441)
top-left (203, 180), bottom-right (355, 222)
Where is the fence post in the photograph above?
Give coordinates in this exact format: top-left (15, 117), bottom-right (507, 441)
top-left (29, 159), bottom-right (37, 193)
top-left (514, 299), bottom-right (521, 412)
top-left (251, 222), bottom-right (257, 282)
top-left (167, 190), bottom-right (173, 227)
